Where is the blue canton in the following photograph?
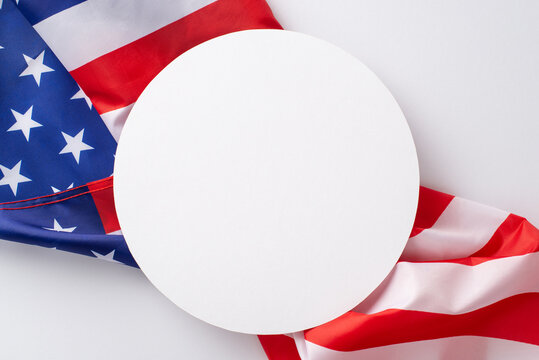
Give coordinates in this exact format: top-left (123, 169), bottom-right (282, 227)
top-left (0, 0), bottom-right (117, 202)
top-left (0, 0), bottom-right (134, 266)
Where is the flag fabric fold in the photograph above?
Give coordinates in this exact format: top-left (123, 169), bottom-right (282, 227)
top-left (0, 0), bottom-right (281, 265)
top-left (1, 0), bottom-right (537, 358)
top-left (259, 187), bottom-right (539, 359)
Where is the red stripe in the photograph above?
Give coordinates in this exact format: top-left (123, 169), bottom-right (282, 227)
top-left (257, 335), bottom-right (302, 360)
top-left (409, 186), bottom-right (454, 237)
top-left (69, 0), bottom-right (282, 115)
top-left (466, 214), bottom-right (539, 262)
top-left (88, 177), bottom-right (121, 234)
top-left (305, 292), bottom-right (539, 352)
top-left (409, 215), bottom-right (539, 266)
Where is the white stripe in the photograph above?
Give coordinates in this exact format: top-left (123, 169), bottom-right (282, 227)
top-left (107, 230), bottom-right (123, 235)
top-left (293, 331), bottom-right (308, 360)
top-left (100, 104), bottom-right (134, 142)
top-left (402, 197), bottom-right (508, 261)
top-left (304, 336), bottom-right (539, 360)
top-left (34, 0), bottom-right (216, 71)
top-left (354, 251), bottom-right (539, 315)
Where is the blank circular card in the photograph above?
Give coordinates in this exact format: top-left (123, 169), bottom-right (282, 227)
top-left (114, 30), bottom-right (419, 334)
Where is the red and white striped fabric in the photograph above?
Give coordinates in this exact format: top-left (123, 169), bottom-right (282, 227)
top-left (29, 2), bottom-right (539, 358)
top-left (32, 0), bottom-right (281, 141)
top-left (259, 187), bottom-right (539, 359)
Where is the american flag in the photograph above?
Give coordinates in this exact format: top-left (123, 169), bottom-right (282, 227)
top-left (259, 187), bottom-right (539, 359)
top-left (0, 0), bottom-right (537, 358)
top-left (0, 0), bottom-right (281, 266)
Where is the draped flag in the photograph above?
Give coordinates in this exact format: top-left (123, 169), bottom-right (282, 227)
top-left (259, 188), bottom-right (539, 359)
top-left (0, 0), bottom-right (537, 358)
top-left (0, 0), bottom-right (281, 266)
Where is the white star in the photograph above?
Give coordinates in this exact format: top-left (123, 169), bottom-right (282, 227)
top-left (43, 219), bottom-right (77, 233)
top-left (0, 45), bottom-right (4, 50)
top-left (19, 51), bottom-right (54, 86)
top-left (8, 106), bottom-right (42, 141)
top-left (0, 161), bottom-right (31, 196)
top-left (91, 250), bottom-right (121, 264)
top-left (70, 86), bottom-right (92, 109)
top-left (51, 183), bottom-right (74, 193)
top-left (59, 129), bottom-right (93, 164)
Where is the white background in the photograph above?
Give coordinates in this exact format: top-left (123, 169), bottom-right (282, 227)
top-left (1, 1), bottom-right (538, 359)
top-left (270, 0), bottom-right (539, 226)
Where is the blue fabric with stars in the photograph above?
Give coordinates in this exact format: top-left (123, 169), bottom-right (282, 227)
top-left (0, 185), bottom-right (136, 266)
top-left (0, 0), bottom-right (136, 266)
top-left (0, 0), bottom-right (116, 201)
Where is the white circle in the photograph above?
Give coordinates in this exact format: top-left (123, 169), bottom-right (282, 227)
top-left (114, 30), bottom-right (419, 335)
